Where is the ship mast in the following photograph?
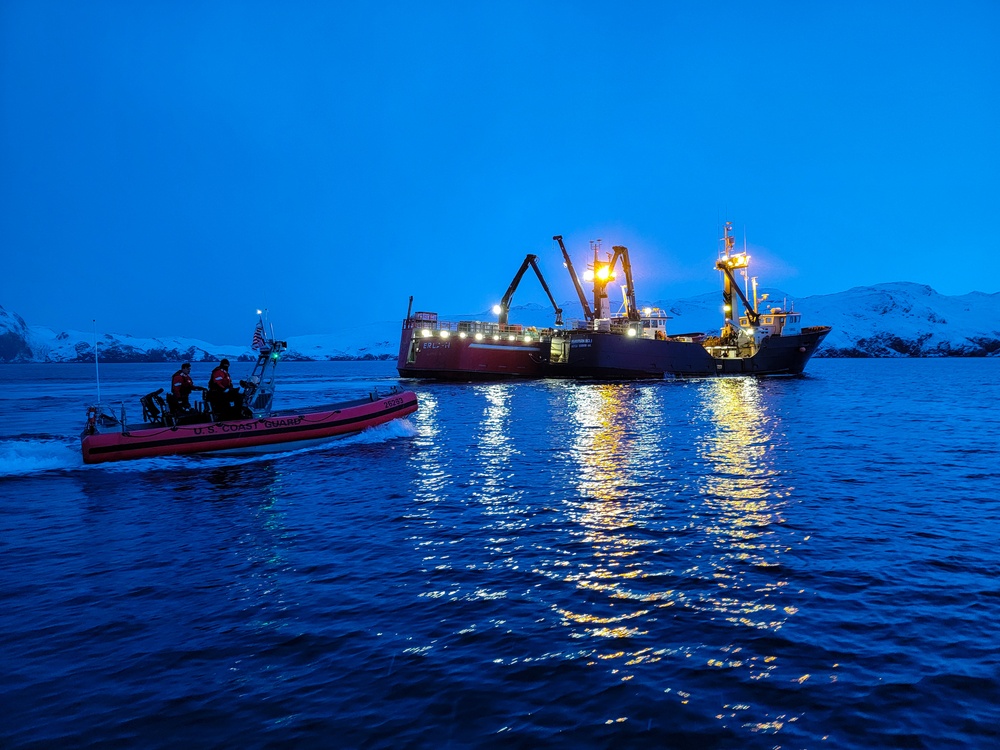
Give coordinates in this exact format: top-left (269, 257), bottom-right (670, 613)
top-left (715, 221), bottom-right (759, 340)
top-left (580, 239), bottom-right (641, 322)
top-left (590, 240), bottom-right (609, 318)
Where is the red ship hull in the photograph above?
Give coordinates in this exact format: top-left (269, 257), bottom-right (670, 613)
top-left (397, 326), bottom-right (547, 380)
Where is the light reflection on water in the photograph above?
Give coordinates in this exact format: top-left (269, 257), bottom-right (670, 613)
top-left (5, 360), bottom-right (999, 747)
top-left (417, 377), bottom-right (807, 729)
top-left (694, 378), bottom-right (791, 629)
top-left (688, 378), bottom-right (800, 703)
top-left (389, 370), bottom-right (987, 740)
top-left (560, 385), bottom-right (659, 646)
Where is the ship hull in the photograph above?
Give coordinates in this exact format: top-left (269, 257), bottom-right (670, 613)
top-left (547, 327), bottom-right (831, 379)
top-left (81, 391), bottom-right (418, 464)
top-left (397, 324), bottom-right (831, 380)
top-left (397, 327), bottom-right (549, 380)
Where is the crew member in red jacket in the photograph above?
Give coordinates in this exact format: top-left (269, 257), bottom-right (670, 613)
top-left (170, 362), bottom-right (205, 411)
top-left (207, 358), bottom-right (243, 419)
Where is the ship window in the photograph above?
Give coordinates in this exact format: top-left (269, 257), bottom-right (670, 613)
top-left (642, 321), bottom-right (650, 328)
top-left (791, 315), bottom-right (800, 323)
top-left (763, 316), bottom-right (773, 324)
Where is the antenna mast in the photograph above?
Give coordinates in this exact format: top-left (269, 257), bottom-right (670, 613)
top-left (93, 319), bottom-right (102, 403)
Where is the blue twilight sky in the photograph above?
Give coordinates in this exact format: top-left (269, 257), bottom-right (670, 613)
top-left (2, 1), bottom-right (998, 344)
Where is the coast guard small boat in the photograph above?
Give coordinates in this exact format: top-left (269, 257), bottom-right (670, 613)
top-left (81, 333), bottom-right (418, 465)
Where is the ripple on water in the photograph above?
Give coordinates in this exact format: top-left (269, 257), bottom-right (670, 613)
top-left (2, 360), bottom-right (999, 748)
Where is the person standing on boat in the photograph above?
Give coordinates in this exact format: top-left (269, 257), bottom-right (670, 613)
top-left (170, 362), bottom-right (206, 411)
top-left (207, 358), bottom-right (244, 419)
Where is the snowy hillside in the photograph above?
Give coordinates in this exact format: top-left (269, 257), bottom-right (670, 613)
top-left (797, 283), bottom-right (1000, 357)
top-left (1, 317), bottom-right (405, 364)
top-left (2, 282), bottom-right (999, 363)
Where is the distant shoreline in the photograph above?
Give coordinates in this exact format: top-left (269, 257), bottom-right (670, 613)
top-left (3, 351), bottom-right (999, 364)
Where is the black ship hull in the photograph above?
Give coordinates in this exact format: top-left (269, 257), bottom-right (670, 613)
top-left (545, 326), bottom-right (831, 379)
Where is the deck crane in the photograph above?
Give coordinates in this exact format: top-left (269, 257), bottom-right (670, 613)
top-left (609, 245), bottom-right (640, 322)
top-left (496, 254), bottom-right (564, 327)
top-left (553, 235), bottom-right (595, 323)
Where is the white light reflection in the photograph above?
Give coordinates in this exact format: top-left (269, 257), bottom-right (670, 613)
top-left (692, 378), bottom-right (797, 691)
top-left (406, 389), bottom-right (448, 515)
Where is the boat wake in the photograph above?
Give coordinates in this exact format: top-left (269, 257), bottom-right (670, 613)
top-left (344, 417), bottom-right (418, 444)
top-left (0, 437), bottom-right (81, 477)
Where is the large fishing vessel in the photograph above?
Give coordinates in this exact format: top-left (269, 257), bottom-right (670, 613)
top-left (397, 224), bottom-right (830, 380)
top-left (83, 328), bottom-right (418, 464)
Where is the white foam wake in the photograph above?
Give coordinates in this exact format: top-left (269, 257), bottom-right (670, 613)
top-left (0, 439), bottom-right (80, 476)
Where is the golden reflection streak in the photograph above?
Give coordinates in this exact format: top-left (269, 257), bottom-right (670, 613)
top-left (551, 384), bottom-right (674, 681)
top-left (694, 378), bottom-right (793, 687)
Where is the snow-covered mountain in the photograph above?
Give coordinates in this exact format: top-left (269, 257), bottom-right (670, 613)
top-left (645, 282), bottom-right (1000, 357)
top-left (2, 282), bottom-right (998, 363)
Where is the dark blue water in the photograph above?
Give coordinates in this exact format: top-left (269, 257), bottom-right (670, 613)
top-left (1, 359), bottom-right (998, 749)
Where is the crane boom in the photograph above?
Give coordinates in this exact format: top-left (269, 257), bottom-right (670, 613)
top-left (553, 235), bottom-right (594, 322)
top-left (497, 254), bottom-right (563, 327)
top-left (611, 245), bottom-right (641, 321)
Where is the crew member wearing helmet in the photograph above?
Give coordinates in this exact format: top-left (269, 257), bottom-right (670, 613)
top-left (207, 358), bottom-right (244, 419)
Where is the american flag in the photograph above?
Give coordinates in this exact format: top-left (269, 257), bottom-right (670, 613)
top-left (251, 320), bottom-right (266, 350)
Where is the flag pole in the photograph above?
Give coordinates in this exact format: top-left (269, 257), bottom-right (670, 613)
top-left (93, 319), bottom-right (102, 403)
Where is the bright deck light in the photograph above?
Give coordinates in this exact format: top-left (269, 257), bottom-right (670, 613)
top-left (627, 328), bottom-right (637, 337)
top-left (421, 329), bottom-right (432, 337)
top-left (492, 304), bottom-right (502, 315)
top-left (440, 330), bottom-right (450, 338)
top-left (583, 269), bottom-right (595, 282)
top-left (459, 332), bottom-right (467, 339)
top-left (475, 333), bottom-right (484, 341)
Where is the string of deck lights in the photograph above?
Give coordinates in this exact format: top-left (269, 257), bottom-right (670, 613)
top-left (420, 327), bottom-right (538, 343)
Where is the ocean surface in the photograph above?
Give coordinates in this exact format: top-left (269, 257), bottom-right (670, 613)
top-left (1, 359), bottom-right (998, 749)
